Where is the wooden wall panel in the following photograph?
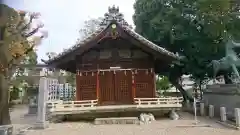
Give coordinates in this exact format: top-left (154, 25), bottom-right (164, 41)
top-left (76, 72), bottom-right (97, 100)
top-left (114, 70), bottom-right (133, 104)
top-left (135, 70), bottom-right (155, 98)
top-left (98, 71), bottom-right (115, 104)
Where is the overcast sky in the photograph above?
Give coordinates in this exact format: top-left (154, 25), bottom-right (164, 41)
top-left (4, 0), bottom-right (135, 63)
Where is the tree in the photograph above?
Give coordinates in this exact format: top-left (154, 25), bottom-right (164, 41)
top-left (9, 50), bottom-right (38, 102)
top-left (156, 76), bottom-right (171, 91)
top-left (133, 0), bottom-right (240, 102)
top-left (0, 4), bottom-right (47, 125)
top-left (78, 17), bottom-right (102, 40)
top-left (46, 52), bottom-right (57, 60)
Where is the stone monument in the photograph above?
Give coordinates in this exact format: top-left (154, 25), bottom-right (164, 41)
top-left (205, 37), bottom-right (240, 118)
top-left (209, 38), bottom-right (240, 83)
top-left (34, 77), bottom-right (49, 129)
top-left (27, 96), bottom-right (38, 115)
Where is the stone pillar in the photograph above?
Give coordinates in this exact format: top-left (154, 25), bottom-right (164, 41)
top-left (234, 108), bottom-right (240, 127)
top-left (209, 105), bottom-right (214, 118)
top-left (220, 107), bottom-right (227, 122)
top-left (34, 77), bottom-right (49, 129)
top-left (200, 102), bottom-right (205, 116)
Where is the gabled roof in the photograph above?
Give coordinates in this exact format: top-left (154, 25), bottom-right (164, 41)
top-left (43, 6), bottom-right (179, 64)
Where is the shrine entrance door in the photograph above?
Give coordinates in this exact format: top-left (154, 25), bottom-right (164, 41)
top-left (98, 70), bottom-right (133, 105)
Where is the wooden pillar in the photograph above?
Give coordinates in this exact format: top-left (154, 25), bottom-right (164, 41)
top-left (152, 68), bottom-right (156, 97)
top-left (76, 70), bottom-right (80, 101)
top-left (96, 70), bottom-right (100, 102)
top-left (132, 70), bottom-right (136, 100)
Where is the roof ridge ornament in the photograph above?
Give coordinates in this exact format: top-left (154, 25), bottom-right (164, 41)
top-left (100, 5), bottom-right (132, 29)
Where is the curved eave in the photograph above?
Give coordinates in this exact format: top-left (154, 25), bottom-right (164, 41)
top-left (122, 26), bottom-right (179, 61)
top-left (43, 26), bottom-right (108, 65)
top-left (43, 22), bottom-right (179, 67)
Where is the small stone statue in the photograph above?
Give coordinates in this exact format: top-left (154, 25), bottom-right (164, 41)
top-left (169, 110), bottom-right (179, 120)
top-left (139, 113), bottom-right (155, 124)
top-left (209, 37), bottom-right (240, 83)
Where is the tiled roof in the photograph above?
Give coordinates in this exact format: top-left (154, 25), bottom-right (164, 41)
top-left (44, 6), bottom-right (179, 64)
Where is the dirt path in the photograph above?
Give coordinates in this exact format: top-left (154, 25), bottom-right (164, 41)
top-left (9, 106), bottom-right (240, 135)
top-left (10, 105), bottom-right (37, 134)
top-left (22, 112), bottom-right (240, 135)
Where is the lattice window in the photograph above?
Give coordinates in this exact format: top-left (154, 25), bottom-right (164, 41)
top-left (120, 80), bottom-right (129, 96)
top-left (134, 70), bottom-right (154, 98)
top-left (77, 73), bottom-right (97, 100)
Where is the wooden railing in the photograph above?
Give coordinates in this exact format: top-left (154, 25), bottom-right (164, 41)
top-left (47, 99), bottom-right (98, 112)
top-left (134, 97), bottom-right (183, 107)
top-left (47, 97), bottom-right (183, 113)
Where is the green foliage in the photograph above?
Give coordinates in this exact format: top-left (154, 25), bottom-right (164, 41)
top-left (65, 72), bottom-right (76, 86)
top-left (133, 0), bottom-right (240, 81)
top-left (156, 76), bottom-right (171, 90)
top-left (9, 86), bottom-right (19, 101)
top-left (0, 4), bottom-right (47, 125)
top-left (133, 0), bottom-right (240, 101)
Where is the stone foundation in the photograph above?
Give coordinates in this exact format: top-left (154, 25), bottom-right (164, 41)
top-left (94, 117), bottom-right (139, 125)
top-left (0, 125), bottom-right (13, 135)
top-left (28, 105), bottom-right (38, 115)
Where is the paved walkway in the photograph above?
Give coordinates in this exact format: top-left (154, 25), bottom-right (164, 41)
top-left (11, 106), bottom-right (240, 135)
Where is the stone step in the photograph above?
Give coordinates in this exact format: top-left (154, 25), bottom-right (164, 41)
top-left (94, 117), bottom-right (139, 125)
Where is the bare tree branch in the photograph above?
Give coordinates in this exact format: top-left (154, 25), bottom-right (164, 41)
top-left (24, 26), bottom-right (41, 37)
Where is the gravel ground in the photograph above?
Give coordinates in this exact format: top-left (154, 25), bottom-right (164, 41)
top-left (10, 105), bottom-right (37, 134)
top-left (11, 105), bottom-right (240, 135)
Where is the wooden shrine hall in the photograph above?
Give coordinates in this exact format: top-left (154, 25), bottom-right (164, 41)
top-left (43, 6), bottom-right (182, 115)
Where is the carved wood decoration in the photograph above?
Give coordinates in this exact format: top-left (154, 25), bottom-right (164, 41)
top-left (134, 69), bottom-right (155, 98)
top-left (76, 72), bottom-right (97, 100)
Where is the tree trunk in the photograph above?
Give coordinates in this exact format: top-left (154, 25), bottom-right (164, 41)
top-left (0, 74), bottom-right (11, 125)
top-left (223, 74), bottom-right (233, 84)
top-left (169, 76), bottom-right (193, 102)
top-left (199, 80), bottom-right (203, 100)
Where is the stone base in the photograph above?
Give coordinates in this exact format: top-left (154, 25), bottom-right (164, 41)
top-left (216, 120), bottom-right (240, 130)
top-left (94, 117), bottom-right (139, 125)
top-left (0, 125), bottom-right (13, 135)
top-left (33, 121), bottom-right (49, 129)
top-left (49, 115), bottom-right (65, 123)
top-left (24, 113), bottom-right (37, 117)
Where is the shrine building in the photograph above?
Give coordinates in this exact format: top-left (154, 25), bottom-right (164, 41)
top-left (43, 6), bottom-right (179, 106)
